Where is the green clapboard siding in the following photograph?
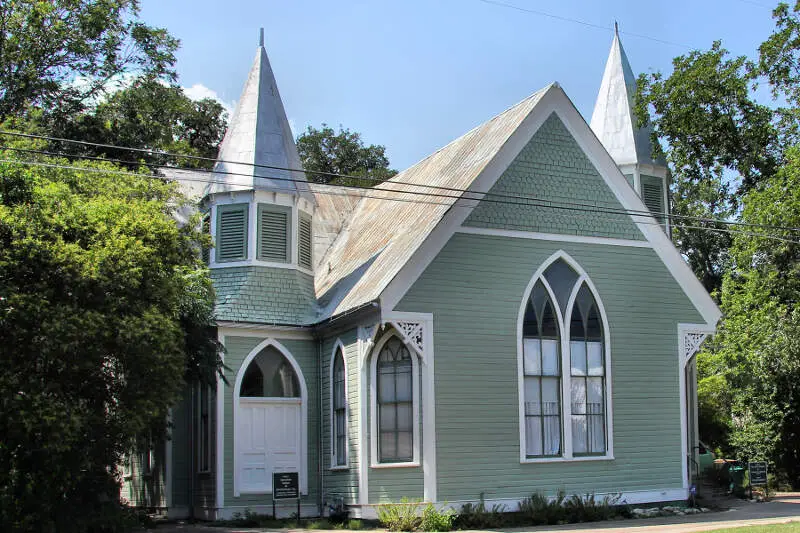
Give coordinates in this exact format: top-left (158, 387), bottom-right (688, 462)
top-left (222, 334), bottom-right (320, 511)
top-left (464, 113), bottom-right (645, 241)
top-left (320, 330), bottom-right (360, 504)
top-left (397, 233), bottom-right (703, 502)
top-left (121, 437), bottom-right (167, 509)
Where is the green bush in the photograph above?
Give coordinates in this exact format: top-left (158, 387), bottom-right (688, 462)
top-left (420, 503), bottom-right (456, 532)
top-left (377, 498), bottom-right (422, 531)
top-left (455, 494), bottom-right (506, 529)
top-left (563, 493), bottom-right (620, 523)
top-left (519, 490), bottom-right (567, 525)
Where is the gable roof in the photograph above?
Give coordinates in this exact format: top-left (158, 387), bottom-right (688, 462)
top-left (315, 83), bottom-right (721, 328)
top-left (313, 86), bottom-right (550, 318)
top-left (589, 27), bottom-right (666, 168)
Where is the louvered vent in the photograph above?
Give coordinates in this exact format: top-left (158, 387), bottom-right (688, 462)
top-left (298, 213), bottom-right (312, 270)
top-left (217, 205), bottom-right (248, 262)
top-left (642, 182), bottom-right (664, 218)
top-left (258, 208), bottom-right (288, 262)
top-left (201, 215), bottom-right (211, 264)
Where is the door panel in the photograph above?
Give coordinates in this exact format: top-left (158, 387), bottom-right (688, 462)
top-left (238, 400), bottom-right (302, 493)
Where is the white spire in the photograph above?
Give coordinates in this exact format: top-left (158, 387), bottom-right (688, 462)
top-left (208, 29), bottom-right (314, 202)
top-left (590, 25), bottom-right (665, 168)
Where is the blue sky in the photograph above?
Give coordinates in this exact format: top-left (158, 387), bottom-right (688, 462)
top-left (140, 0), bottom-right (779, 171)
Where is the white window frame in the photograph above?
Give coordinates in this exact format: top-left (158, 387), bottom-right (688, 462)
top-left (517, 250), bottom-right (614, 463)
top-left (330, 339), bottom-right (349, 470)
top-left (370, 332), bottom-right (421, 468)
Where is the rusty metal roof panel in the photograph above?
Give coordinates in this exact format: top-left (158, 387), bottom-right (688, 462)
top-left (314, 86), bottom-right (550, 319)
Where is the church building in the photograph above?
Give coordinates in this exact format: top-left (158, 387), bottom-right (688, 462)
top-left (122, 26), bottom-right (719, 520)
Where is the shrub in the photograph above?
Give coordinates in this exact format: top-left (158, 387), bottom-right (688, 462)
top-left (420, 503), bottom-right (456, 532)
top-left (455, 493), bottom-right (506, 529)
top-left (563, 493), bottom-right (620, 522)
top-left (519, 490), bottom-right (567, 525)
top-left (377, 498), bottom-right (422, 531)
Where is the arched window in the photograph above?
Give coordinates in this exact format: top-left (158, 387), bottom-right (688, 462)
top-left (519, 254), bottom-right (611, 461)
top-left (376, 336), bottom-right (414, 464)
top-left (240, 347), bottom-right (300, 398)
top-left (569, 284), bottom-right (606, 455)
top-left (332, 347), bottom-right (348, 467)
top-left (522, 281), bottom-right (562, 457)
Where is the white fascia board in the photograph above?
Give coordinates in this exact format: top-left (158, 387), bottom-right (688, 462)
top-left (380, 84), bottom-right (721, 329)
top-left (217, 324), bottom-right (313, 340)
top-left (551, 85), bottom-right (721, 327)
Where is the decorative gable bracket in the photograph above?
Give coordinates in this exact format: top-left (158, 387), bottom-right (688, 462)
top-left (381, 311), bottom-right (434, 363)
top-left (679, 323), bottom-right (716, 368)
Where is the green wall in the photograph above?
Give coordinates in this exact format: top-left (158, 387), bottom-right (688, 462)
top-left (397, 233), bottom-right (702, 502)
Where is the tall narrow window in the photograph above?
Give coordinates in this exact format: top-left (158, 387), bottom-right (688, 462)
top-left (522, 281), bottom-right (562, 457)
top-left (332, 348), bottom-right (347, 467)
top-left (519, 255), bottom-right (611, 461)
top-left (570, 284), bottom-right (606, 455)
top-left (377, 337), bottom-right (413, 463)
top-left (216, 203), bottom-right (248, 262)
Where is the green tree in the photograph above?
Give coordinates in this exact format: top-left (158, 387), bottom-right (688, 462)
top-left (712, 147), bottom-right (800, 485)
top-left (296, 124), bottom-right (397, 185)
top-left (635, 42), bottom-right (779, 293)
top-left (49, 77), bottom-right (228, 169)
top-left (0, 141), bottom-right (221, 531)
top-left (0, 0), bottom-right (179, 120)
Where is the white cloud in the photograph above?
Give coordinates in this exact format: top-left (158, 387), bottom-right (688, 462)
top-left (182, 83), bottom-right (235, 115)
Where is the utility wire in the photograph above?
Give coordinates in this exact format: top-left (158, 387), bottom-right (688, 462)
top-left (4, 155), bottom-right (800, 246)
top-left (476, 0), bottom-right (693, 49)
top-left (3, 135), bottom-right (800, 235)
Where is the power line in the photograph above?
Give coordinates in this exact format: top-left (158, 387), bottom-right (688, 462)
top-left (476, 0), bottom-right (693, 49)
top-left (3, 155), bottom-right (800, 246)
top-left (3, 136), bottom-right (800, 235)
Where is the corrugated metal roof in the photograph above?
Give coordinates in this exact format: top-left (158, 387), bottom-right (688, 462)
top-left (314, 86), bottom-right (551, 319)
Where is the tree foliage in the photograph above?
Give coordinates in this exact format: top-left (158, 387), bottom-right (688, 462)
top-left (0, 0), bottom-right (179, 120)
top-left (635, 42), bottom-right (779, 293)
top-left (710, 147), bottom-right (800, 485)
top-left (296, 124), bottom-right (397, 185)
top-left (48, 77), bottom-right (228, 169)
top-left (0, 143), bottom-right (221, 531)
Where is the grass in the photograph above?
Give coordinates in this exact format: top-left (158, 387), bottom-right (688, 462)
top-left (708, 522), bottom-right (800, 532)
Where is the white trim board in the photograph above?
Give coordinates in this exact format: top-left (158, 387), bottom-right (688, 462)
top-left (380, 84), bottom-right (720, 329)
top-left (217, 325), bottom-right (313, 340)
top-left (216, 332), bottom-right (225, 509)
top-left (348, 487), bottom-right (688, 519)
top-left (457, 227), bottom-right (652, 248)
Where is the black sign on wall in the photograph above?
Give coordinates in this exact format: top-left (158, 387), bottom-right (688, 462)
top-left (272, 472), bottom-right (299, 500)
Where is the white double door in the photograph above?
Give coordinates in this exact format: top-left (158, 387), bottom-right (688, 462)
top-left (237, 398), bottom-right (302, 494)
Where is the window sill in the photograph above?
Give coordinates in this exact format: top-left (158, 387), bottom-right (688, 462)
top-left (370, 462), bottom-right (420, 469)
top-left (520, 454), bottom-right (614, 464)
top-left (330, 465), bottom-right (349, 472)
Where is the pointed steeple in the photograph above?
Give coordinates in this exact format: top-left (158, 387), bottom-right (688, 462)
top-left (209, 29), bottom-right (313, 203)
top-left (590, 25), bottom-right (665, 169)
